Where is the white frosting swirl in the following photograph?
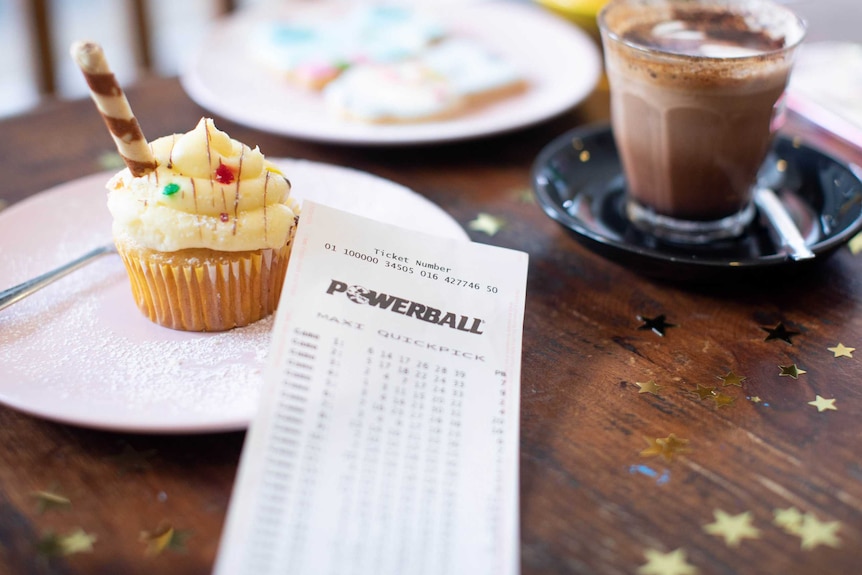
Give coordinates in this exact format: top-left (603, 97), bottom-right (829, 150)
top-left (107, 118), bottom-right (297, 252)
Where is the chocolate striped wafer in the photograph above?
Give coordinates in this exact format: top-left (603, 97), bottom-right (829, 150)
top-left (70, 41), bottom-right (157, 177)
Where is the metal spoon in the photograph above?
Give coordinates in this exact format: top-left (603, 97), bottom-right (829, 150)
top-left (0, 244), bottom-right (116, 312)
top-left (753, 186), bottom-right (815, 261)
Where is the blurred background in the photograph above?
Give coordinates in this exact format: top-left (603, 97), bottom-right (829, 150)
top-left (0, 0), bottom-right (856, 119)
top-left (0, 0), bottom-right (261, 118)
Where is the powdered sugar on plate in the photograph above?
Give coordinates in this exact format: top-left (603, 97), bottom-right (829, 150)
top-left (0, 159), bottom-right (466, 433)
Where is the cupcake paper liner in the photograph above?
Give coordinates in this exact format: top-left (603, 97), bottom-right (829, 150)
top-left (115, 240), bottom-right (292, 332)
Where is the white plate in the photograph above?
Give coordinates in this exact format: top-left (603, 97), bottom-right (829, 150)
top-left (0, 159), bottom-right (467, 434)
top-left (181, 1), bottom-right (602, 145)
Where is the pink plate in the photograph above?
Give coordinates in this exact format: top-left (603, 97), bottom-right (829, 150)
top-left (0, 159), bottom-right (467, 434)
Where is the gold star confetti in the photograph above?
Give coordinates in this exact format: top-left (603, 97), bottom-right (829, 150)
top-left (808, 395), bottom-right (837, 412)
top-left (640, 438), bottom-right (667, 459)
top-left (849, 232), bottom-right (862, 255)
top-left (36, 534), bottom-right (64, 558)
top-left (717, 371), bottom-right (746, 387)
top-left (37, 528), bottom-right (97, 557)
top-left (774, 508), bottom-right (843, 549)
top-left (778, 364), bottom-right (806, 379)
top-left (140, 522), bottom-right (191, 556)
top-left (641, 434), bottom-right (690, 462)
top-left (749, 396), bottom-right (762, 403)
top-left (637, 548), bottom-right (698, 575)
top-left (638, 314), bottom-right (676, 336)
top-left (774, 507), bottom-right (805, 533)
top-left (511, 188), bottom-right (535, 204)
top-left (692, 384), bottom-right (716, 400)
top-left (31, 488), bottom-right (71, 514)
top-left (762, 322), bottom-right (800, 344)
top-left (636, 379), bottom-right (663, 395)
top-left (796, 513), bottom-right (842, 550)
top-left (109, 443), bottom-right (158, 474)
top-left (703, 510), bottom-right (761, 547)
top-left (467, 213), bottom-right (506, 236)
top-left (827, 343), bottom-right (855, 358)
top-left (61, 529), bottom-right (98, 554)
top-left (711, 392), bottom-right (736, 408)
top-left (662, 434), bottom-right (690, 455)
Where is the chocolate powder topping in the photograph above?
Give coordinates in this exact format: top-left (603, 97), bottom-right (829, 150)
top-left (623, 9), bottom-right (785, 55)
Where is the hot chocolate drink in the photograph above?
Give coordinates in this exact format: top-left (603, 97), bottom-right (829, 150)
top-left (599, 0), bottom-right (805, 242)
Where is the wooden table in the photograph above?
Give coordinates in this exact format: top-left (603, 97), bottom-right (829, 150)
top-left (2, 37), bottom-right (862, 575)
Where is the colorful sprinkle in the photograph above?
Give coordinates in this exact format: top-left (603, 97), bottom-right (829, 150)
top-left (162, 183), bottom-right (180, 196)
top-left (628, 464), bottom-right (670, 485)
top-left (220, 213), bottom-right (230, 223)
top-left (215, 162), bottom-right (235, 184)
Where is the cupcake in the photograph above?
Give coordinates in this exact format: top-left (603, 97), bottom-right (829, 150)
top-left (106, 118), bottom-right (298, 331)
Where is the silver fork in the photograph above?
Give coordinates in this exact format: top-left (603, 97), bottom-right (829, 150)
top-left (0, 244), bottom-right (117, 312)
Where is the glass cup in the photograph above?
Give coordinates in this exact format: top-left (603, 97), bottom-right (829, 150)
top-left (597, 0), bottom-right (806, 244)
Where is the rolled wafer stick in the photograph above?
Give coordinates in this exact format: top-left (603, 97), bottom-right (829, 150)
top-left (70, 41), bottom-right (157, 177)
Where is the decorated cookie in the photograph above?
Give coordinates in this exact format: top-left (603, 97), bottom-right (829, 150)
top-left (253, 5), bottom-right (445, 90)
top-left (323, 39), bottom-right (526, 123)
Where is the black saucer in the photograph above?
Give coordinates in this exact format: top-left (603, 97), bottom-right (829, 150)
top-left (531, 123), bottom-right (862, 282)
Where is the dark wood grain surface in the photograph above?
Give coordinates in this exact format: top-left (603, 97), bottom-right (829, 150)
top-left (2, 30), bottom-right (862, 575)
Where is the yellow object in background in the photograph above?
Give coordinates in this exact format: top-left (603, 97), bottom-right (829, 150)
top-left (534, 0), bottom-right (609, 39)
